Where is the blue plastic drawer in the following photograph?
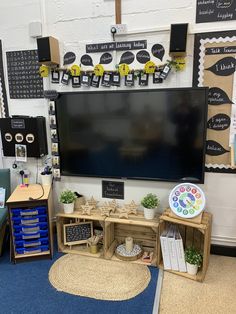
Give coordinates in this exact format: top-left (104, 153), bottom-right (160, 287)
top-left (13, 222), bottom-right (48, 233)
top-left (12, 215), bottom-right (47, 225)
top-left (15, 237), bottom-right (49, 248)
top-left (15, 245), bottom-right (49, 255)
top-left (11, 206), bottom-right (46, 217)
top-left (14, 230), bottom-right (48, 241)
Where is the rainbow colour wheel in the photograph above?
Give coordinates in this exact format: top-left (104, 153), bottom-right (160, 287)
top-left (169, 183), bottom-right (205, 218)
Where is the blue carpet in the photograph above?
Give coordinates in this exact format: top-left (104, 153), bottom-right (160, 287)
top-left (0, 242), bottom-right (158, 314)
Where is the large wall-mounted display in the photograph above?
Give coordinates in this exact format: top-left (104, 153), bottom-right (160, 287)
top-left (55, 88), bottom-right (208, 183)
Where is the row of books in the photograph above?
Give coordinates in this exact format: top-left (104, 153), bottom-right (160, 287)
top-left (160, 224), bottom-right (186, 272)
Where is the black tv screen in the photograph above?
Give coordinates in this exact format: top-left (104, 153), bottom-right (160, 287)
top-left (56, 88), bottom-right (208, 183)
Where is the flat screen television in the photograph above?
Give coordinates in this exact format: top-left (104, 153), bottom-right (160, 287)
top-left (56, 87), bottom-right (208, 183)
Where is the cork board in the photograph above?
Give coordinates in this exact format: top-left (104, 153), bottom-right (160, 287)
top-left (193, 30), bottom-right (236, 172)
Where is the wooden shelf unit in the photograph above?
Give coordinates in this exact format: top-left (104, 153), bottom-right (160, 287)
top-left (158, 209), bottom-right (212, 282)
top-left (56, 210), bottom-right (159, 267)
top-left (105, 212), bottom-right (159, 266)
top-left (56, 210), bottom-right (106, 258)
top-left (7, 184), bottom-right (54, 263)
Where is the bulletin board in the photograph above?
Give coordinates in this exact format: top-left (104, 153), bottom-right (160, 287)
top-left (193, 30), bottom-right (236, 173)
top-left (6, 50), bottom-right (44, 99)
top-left (0, 40), bottom-right (8, 117)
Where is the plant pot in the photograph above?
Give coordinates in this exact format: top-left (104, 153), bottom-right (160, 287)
top-left (143, 207), bottom-right (156, 220)
top-left (63, 202), bottom-right (74, 214)
top-left (186, 262), bottom-right (198, 275)
top-left (90, 244), bottom-right (98, 254)
top-left (41, 174), bottom-right (52, 186)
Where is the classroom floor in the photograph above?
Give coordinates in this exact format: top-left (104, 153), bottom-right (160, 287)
top-left (159, 254), bottom-right (236, 314)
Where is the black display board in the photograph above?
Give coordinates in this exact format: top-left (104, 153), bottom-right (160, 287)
top-left (196, 0), bottom-right (236, 23)
top-left (102, 180), bottom-right (124, 200)
top-left (86, 40), bottom-right (147, 53)
top-left (64, 222), bottom-right (93, 245)
top-left (6, 50), bottom-right (43, 99)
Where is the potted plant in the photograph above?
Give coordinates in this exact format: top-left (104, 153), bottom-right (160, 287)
top-left (185, 246), bottom-right (203, 275)
top-left (40, 165), bottom-right (52, 185)
top-left (141, 193), bottom-right (160, 220)
top-left (59, 190), bottom-right (77, 214)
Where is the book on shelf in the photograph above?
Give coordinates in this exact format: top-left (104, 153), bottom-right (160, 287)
top-left (160, 227), bottom-right (171, 270)
top-left (174, 227), bottom-right (187, 272)
top-left (167, 224), bottom-right (179, 271)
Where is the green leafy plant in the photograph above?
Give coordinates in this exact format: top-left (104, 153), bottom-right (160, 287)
top-left (141, 193), bottom-right (160, 209)
top-left (185, 247), bottom-right (203, 267)
top-left (59, 190), bottom-right (77, 204)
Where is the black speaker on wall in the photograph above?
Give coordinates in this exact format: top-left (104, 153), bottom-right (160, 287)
top-left (169, 23), bottom-right (188, 57)
top-left (0, 116), bottom-right (48, 157)
top-left (37, 36), bottom-right (60, 66)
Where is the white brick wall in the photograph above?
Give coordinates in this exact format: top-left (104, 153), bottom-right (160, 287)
top-left (1, 0), bottom-right (236, 245)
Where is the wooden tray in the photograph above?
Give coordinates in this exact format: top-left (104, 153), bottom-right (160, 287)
top-left (115, 243), bottom-right (143, 261)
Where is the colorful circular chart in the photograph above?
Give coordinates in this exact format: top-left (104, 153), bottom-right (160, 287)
top-left (169, 183), bottom-right (206, 218)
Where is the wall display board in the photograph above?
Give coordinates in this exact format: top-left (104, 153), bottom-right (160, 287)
top-left (63, 222), bottom-right (93, 246)
top-left (193, 30), bottom-right (236, 173)
top-left (6, 50), bottom-right (43, 99)
top-left (196, 0), bottom-right (236, 23)
top-left (0, 40), bottom-right (8, 117)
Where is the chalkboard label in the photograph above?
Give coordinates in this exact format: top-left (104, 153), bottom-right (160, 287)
top-left (102, 180), bottom-right (124, 199)
top-left (86, 40), bottom-right (147, 53)
top-left (196, 0), bottom-right (236, 23)
top-left (136, 50), bottom-right (150, 64)
top-left (205, 46), bottom-right (236, 55)
top-left (100, 53), bottom-right (113, 64)
top-left (208, 87), bottom-right (233, 105)
top-left (151, 44), bottom-right (165, 61)
top-left (64, 222), bottom-right (93, 246)
top-left (11, 119), bottom-right (25, 129)
top-left (63, 52), bottom-right (76, 65)
top-left (206, 140), bottom-right (230, 156)
top-left (206, 57), bottom-right (236, 76)
top-left (207, 113), bottom-right (231, 130)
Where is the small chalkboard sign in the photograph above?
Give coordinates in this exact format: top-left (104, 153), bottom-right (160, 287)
top-left (64, 222), bottom-right (93, 246)
top-left (196, 0), bottom-right (236, 23)
top-left (102, 180), bottom-right (124, 200)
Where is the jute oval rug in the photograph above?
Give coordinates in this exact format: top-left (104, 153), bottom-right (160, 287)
top-left (49, 254), bottom-right (151, 301)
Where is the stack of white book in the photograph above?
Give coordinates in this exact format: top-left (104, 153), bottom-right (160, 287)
top-left (160, 224), bottom-right (186, 272)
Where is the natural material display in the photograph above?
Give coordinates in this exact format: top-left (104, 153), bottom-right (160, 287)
top-left (141, 193), bottom-right (160, 209)
top-left (59, 190), bottom-right (77, 204)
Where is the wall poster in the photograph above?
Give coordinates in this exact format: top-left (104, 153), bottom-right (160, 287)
top-left (193, 30), bottom-right (236, 173)
top-left (6, 50), bottom-right (43, 99)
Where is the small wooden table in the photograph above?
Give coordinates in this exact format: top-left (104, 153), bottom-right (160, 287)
top-left (7, 184), bottom-right (54, 263)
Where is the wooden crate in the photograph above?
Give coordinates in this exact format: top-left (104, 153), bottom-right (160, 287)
top-left (158, 209), bottom-right (212, 282)
top-left (56, 210), bottom-right (105, 258)
top-left (104, 212), bottom-right (159, 266)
